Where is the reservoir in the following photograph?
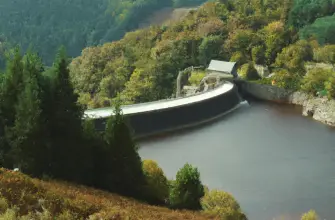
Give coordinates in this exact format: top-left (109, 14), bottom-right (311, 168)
top-left (138, 100), bottom-right (335, 220)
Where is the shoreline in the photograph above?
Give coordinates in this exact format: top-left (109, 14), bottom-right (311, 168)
top-left (238, 81), bottom-right (335, 127)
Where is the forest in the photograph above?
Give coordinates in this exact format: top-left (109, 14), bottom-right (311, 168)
top-left (0, 0), bottom-right (207, 66)
top-left (66, 0), bottom-right (335, 108)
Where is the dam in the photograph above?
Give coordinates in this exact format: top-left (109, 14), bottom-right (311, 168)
top-left (84, 81), bottom-right (242, 138)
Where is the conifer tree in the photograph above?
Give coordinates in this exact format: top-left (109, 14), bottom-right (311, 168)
top-left (169, 163), bottom-right (205, 210)
top-left (46, 47), bottom-right (87, 182)
top-left (104, 100), bottom-right (145, 197)
top-left (9, 52), bottom-right (46, 175)
top-left (0, 48), bottom-right (24, 168)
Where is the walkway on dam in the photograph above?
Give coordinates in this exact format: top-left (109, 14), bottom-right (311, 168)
top-left (84, 82), bottom-right (234, 119)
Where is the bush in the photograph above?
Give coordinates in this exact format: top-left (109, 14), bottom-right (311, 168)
top-left (230, 51), bottom-right (248, 68)
top-left (169, 163), bottom-right (205, 210)
top-left (325, 74), bottom-right (335, 99)
top-left (188, 70), bottom-right (206, 86)
top-left (301, 68), bottom-right (334, 96)
top-left (251, 45), bottom-right (266, 65)
top-left (0, 196), bottom-right (8, 214)
top-left (275, 40), bottom-right (313, 74)
top-left (142, 160), bottom-right (169, 205)
top-left (201, 189), bottom-right (247, 220)
top-left (272, 69), bottom-right (302, 90)
top-left (238, 62), bottom-right (260, 80)
top-left (301, 210), bottom-right (319, 220)
top-left (313, 45), bottom-right (335, 64)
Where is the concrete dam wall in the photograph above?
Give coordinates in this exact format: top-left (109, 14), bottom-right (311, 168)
top-left (85, 82), bottom-right (242, 139)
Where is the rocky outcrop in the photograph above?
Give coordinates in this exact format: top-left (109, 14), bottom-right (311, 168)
top-left (294, 94), bottom-right (335, 126)
top-left (239, 81), bottom-right (335, 127)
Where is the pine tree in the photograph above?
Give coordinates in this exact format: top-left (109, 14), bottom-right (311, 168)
top-left (169, 163), bottom-right (205, 210)
top-left (104, 100), bottom-right (145, 197)
top-left (46, 47), bottom-right (87, 182)
top-left (0, 48), bottom-right (24, 168)
top-left (9, 52), bottom-right (46, 175)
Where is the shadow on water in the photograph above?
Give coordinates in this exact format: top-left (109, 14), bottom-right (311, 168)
top-left (138, 101), bottom-right (251, 143)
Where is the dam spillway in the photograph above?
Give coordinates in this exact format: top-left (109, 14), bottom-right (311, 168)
top-left (84, 81), bottom-right (242, 139)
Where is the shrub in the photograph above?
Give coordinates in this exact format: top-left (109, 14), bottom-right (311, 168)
top-left (188, 71), bottom-right (206, 86)
top-left (301, 68), bottom-right (334, 96)
top-left (142, 160), bottom-right (169, 204)
top-left (230, 51), bottom-right (248, 68)
top-left (301, 210), bottom-right (319, 220)
top-left (275, 40), bottom-right (313, 74)
top-left (251, 45), bottom-right (266, 65)
top-left (0, 196), bottom-right (8, 214)
top-left (325, 74), bottom-right (335, 99)
top-left (201, 189), bottom-right (247, 220)
top-left (169, 163), bottom-right (204, 210)
top-left (272, 69), bottom-right (302, 90)
top-left (238, 62), bottom-right (260, 80)
top-left (313, 45), bottom-right (335, 64)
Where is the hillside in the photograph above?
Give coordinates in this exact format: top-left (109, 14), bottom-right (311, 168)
top-left (69, 0), bottom-right (335, 109)
top-left (0, 168), bottom-right (217, 219)
top-left (139, 7), bottom-right (198, 28)
top-left (0, 0), bottom-right (206, 66)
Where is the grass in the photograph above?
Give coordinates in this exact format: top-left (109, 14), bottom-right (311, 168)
top-left (0, 168), bottom-right (219, 219)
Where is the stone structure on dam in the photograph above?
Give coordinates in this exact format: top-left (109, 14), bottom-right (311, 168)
top-left (84, 81), bottom-right (242, 139)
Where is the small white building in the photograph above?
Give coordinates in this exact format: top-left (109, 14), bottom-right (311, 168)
top-left (206, 60), bottom-right (238, 78)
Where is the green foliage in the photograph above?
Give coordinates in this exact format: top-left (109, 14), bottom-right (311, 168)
top-left (188, 70), bottom-right (206, 86)
top-left (169, 163), bottom-right (204, 210)
top-left (230, 52), bottom-right (248, 68)
top-left (7, 52), bottom-right (46, 176)
top-left (262, 21), bottom-right (291, 65)
top-left (299, 15), bottom-right (335, 45)
top-left (251, 45), bottom-right (266, 65)
top-left (313, 45), bottom-right (335, 63)
top-left (275, 40), bottom-right (313, 73)
top-left (325, 73), bottom-right (335, 99)
top-left (288, 0), bottom-right (335, 29)
top-left (104, 101), bottom-right (145, 197)
top-left (301, 68), bottom-right (334, 96)
top-left (301, 210), bottom-right (319, 220)
top-left (198, 36), bottom-right (224, 66)
top-left (142, 160), bottom-right (169, 204)
top-left (238, 62), bottom-right (260, 80)
top-left (272, 69), bottom-right (302, 90)
top-left (0, 48), bottom-right (149, 203)
top-left (201, 189), bottom-right (246, 220)
top-left (0, 0), bottom-right (180, 65)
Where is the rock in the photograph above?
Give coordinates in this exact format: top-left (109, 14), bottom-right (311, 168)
top-left (239, 81), bottom-right (335, 127)
top-left (302, 97), bottom-right (335, 126)
top-left (254, 65), bottom-right (270, 78)
top-left (181, 85), bottom-right (198, 96)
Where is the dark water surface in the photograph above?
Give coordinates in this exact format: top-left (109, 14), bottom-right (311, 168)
top-left (138, 101), bottom-right (335, 220)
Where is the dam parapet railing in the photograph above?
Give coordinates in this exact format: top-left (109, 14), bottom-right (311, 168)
top-left (85, 81), bottom-right (242, 139)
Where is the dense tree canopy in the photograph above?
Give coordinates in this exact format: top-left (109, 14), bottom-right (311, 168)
top-left (0, 0), bottom-right (205, 66)
top-left (70, 0), bottom-right (293, 108)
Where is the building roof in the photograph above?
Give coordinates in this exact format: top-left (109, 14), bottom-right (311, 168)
top-left (207, 60), bottom-right (236, 74)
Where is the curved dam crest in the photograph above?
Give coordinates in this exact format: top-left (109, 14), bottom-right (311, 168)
top-left (84, 82), bottom-right (242, 138)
